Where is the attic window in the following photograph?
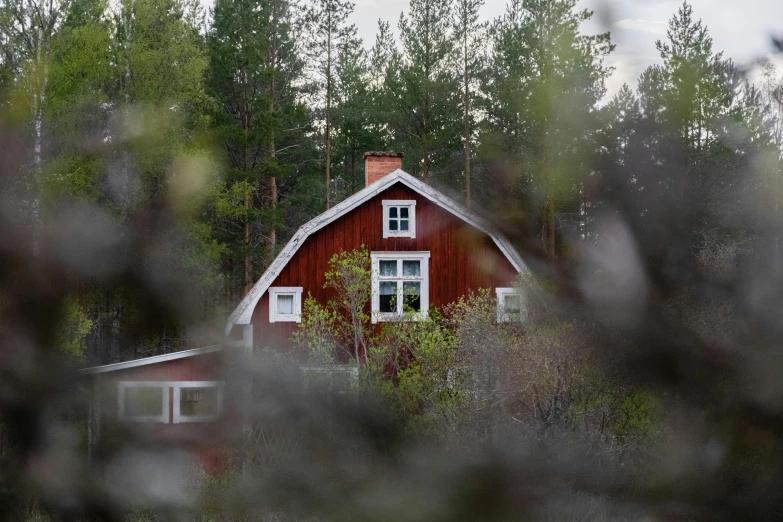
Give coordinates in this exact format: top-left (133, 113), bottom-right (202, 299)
top-left (382, 200), bottom-right (416, 238)
top-left (269, 287), bottom-right (303, 323)
top-left (496, 287), bottom-right (525, 323)
top-left (371, 252), bottom-right (430, 323)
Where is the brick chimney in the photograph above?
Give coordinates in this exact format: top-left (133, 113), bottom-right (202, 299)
top-left (364, 151), bottom-right (403, 187)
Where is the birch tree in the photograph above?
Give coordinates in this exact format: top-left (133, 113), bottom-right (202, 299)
top-left (0, 0), bottom-right (68, 171)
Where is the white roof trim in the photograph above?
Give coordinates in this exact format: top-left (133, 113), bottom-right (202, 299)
top-left (79, 345), bottom-right (224, 375)
top-left (225, 169), bottom-right (526, 334)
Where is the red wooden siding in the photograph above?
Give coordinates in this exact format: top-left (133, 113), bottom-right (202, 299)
top-left (252, 182), bottom-right (518, 350)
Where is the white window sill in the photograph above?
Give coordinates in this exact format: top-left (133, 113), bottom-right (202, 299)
top-left (373, 311), bottom-right (428, 323)
top-left (272, 314), bottom-right (301, 323)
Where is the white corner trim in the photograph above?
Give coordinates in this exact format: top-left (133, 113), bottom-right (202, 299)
top-left (173, 381), bottom-right (224, 424)
top-left (268, 287), bottom-right (303, 323)
top-left (117, 382), bottom-right (170, 423)
top-left (496, 287), bottom-right (524, 323)
top-left (382, 200), bottom-right (417, 238)
top-left (225, 169), bottom-right (526, 335)
top-left (79, 345), bottom-right (224, 375)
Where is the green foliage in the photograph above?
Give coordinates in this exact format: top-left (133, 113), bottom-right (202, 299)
top-left (207, 0), bottom-right (316, 291)
top-left (611, 388), bottom-right (660, 440)
top-left (293, 247), bottom-right (372, 363)
top-left (56, 297), bottom-right (93, 359)
top-left (367, 311), bottom-right (462, 437)
top-left (293, 295), bottom-right (342, 365)
top-left (294, 252), bottom-right (665, 449)
top-left (382, 0), bottom-right (461, 183)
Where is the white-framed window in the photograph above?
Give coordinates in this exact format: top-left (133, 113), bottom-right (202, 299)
top-left (496, 287), bottom-right (525, 323)
top-left (371, 251), bottom-right (430, 323)
top-left (118, 382), bottom-right (169, 423)
top-left (173, 381), bottom-right (224, 424)
top-left (269, 287), bottom-right (303, 323)
top-left (382, 200), bottom-right (416, 238)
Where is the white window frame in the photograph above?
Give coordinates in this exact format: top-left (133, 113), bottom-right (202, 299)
top-left (118, 382), bottom-right (169, 423)
top-left (268, 287), bottom-right (303, 323)
top-left (496, 287), bottom-right (525, 323)
top-left (382, 200), bottom-right (417, 238)
top-left (371, 251), bottom-right (430, 323)
top-left (173, 381), bottom-right (225, 424)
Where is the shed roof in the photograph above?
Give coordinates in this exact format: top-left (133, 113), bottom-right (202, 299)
top-left (79, 345), bottom-right (223, 375)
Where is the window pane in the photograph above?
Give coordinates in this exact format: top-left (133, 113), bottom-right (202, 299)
top-left (400, 219), bottom-right (409, 231)
top-left (379, 281), bottom-right (397, 313)
top-left (389, 207), bottom-right (398, 218)
top-left (389, 219), bottom-right (398, 231)
top-left (277, 294), bottom-right (294, 314)
top-left (180, 386), bottom-right (219, 417)
top-left (402, 260), bottom-right (420, 277)
top-left (400, 207), bottom-right (409, 218)
top-left (403, 282), bottom-right (421, 312)
top-left (379, 260), bottom-right (397, 276)
top-left (125, 387), bottom-right (163, 417)
top-left (504, 294), bottom-right (522, 314)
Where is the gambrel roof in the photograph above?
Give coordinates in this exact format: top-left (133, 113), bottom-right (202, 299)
top-left (225, 169), bottom-right (525, 334)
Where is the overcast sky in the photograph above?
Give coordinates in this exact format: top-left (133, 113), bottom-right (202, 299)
top-left (349, 0), bottom-right (783, 98)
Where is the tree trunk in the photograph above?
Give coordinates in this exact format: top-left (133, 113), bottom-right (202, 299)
top-left (325, 24), bottom-right (333, 210)
top-left (267, 102), bottom-right (277, 263)
top-left (266, 17), bottom-right (279, 265)
top-left (325, 100), bottom-right (331, 209)
top-left (548, 195), bottom-right (556, 260)
top-left (463, 35), bottom-right (471, 209)
top-left (244, 192), bottom-right (252, 295)
top-left (243, 80), bottom-right (253, 296)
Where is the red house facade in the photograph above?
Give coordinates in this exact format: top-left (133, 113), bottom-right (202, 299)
top-left (226, 152), bottom-right (527, 351)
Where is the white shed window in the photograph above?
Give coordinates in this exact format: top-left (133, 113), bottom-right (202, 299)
top-left (269, 287), bottom-right (303, 323)
top-left (382, 200), bottom-right (416, 238)
top-left (118, 382), bottom-right (169, 423)
top-left (173, 382), bottom-right (224, 424)
top-left (371, 252), bottom-right (430, 323)
top-left (496, 287), bottom-right (525, 323)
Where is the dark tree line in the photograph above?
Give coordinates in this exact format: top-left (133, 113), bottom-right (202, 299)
top-left (0, 0), bottom-right (781, 365)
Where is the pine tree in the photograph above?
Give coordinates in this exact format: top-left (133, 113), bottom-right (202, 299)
top-left (385, 0), bottom-right (459, 184)
top-left (481, 0), bottom-right (613, 259)
top-left (0, 0), bottom-right (69, 192)
top-left (304, 0), bottom-right (356, 209)
top-left (452, 0), bottom-right (486, 208)
top-left (209, 0), bottom-right (311, 298)
top-left (653, 1), bottom-right (729, 153)
top-left (331, 35), bottom-right (382, 198)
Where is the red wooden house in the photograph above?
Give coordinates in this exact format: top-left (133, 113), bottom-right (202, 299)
top-left (226, 152), bottom-right (527, 351)
top-left (79, 152), bottom-right (526, 470)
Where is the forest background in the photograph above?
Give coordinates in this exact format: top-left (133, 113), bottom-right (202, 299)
top-left (0, 0), bottom-right (782, 367)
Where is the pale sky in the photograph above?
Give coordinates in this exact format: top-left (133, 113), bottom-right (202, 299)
top-left (349, 0), bottom-right (783, 98)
